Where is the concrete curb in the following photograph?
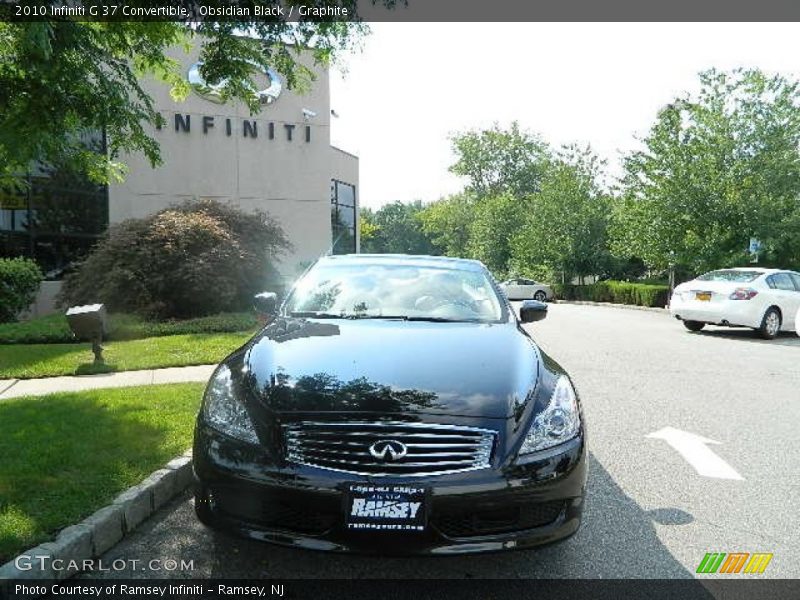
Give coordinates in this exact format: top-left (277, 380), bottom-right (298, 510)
top-left (0, 450), bottom-right (193, 580)
top-left (554, 300), bottom-right (668, 314)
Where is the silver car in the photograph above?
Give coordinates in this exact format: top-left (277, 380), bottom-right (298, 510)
top-left (500, 278), bottom-right (554, 302)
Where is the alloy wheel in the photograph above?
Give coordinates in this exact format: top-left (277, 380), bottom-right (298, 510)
top-left (766, 311), bottom-right (780, 336)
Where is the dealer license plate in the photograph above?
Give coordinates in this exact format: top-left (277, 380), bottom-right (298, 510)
top-left (696, 291), bottom-right (712, 302)
top-left (345, 483), bottom-right (428, 532)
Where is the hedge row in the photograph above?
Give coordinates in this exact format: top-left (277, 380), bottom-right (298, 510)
top-left (0, 311), bottom-right (259, 345)
top-left (552, 280), bottom-right (669, 308)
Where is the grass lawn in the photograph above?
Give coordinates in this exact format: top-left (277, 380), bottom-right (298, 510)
top-left (0, 332), bottom-right (253, 379)
top-left (0, 383), bottom-right (204, 563)
top-left (0, 312), bottom-right (258, 345)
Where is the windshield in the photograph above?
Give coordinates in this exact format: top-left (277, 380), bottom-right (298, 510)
top-left (284, 263), bottom-right (505, 322)
top-left (696, 270), bottom-right (762, 283)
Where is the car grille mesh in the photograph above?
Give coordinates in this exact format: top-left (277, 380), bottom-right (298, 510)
top-left (284, 421), bottom-right (496, 477)
top-left (433, 501), bottom-right (564, 538)
top-left (211, 488), bottom-right (336, 535)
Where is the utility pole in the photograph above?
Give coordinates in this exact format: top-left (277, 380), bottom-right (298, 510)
top-left (668, 251), bottom-right (676, 307)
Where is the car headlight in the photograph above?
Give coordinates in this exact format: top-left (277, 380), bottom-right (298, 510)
top-left (202, 365), bottom-right (259, 444)
top-left (519, 375), bottom-right (581, 455)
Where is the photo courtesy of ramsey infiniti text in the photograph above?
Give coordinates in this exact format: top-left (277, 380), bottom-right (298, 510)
top-left (193, 254), bottom-right (587, 554)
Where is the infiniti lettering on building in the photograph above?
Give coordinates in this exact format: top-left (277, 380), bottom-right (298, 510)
top-left (108, 43), bottom-right (359, 280)
top-left (160, 113), bottom-right (314, 144)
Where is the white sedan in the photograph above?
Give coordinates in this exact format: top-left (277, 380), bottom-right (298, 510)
top-left (500, 278), bottom-right (554, 301)
top-left (670, 268), bottom-right (800, 339)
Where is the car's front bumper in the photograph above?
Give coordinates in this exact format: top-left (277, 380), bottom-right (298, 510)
top-left (193, 423), bottom-right (587, 555)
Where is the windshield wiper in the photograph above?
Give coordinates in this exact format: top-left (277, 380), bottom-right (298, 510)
top-left (289, 311), bottom-right (345, 319)
top-left (289, 311), bottom-right (406, 320)
top-left (402, 316), bottom-right (484, 323)
top-left (289, 311), bottom-right (485, 323)
top-left (349, 314), bottom-right (485, 323)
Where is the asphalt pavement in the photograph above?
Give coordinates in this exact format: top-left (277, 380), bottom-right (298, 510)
top-left (87, 304), bottom-right (800, 579)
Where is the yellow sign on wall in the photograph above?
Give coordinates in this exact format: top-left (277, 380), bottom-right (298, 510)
top-left (0, 191), bottom-right (27, 210)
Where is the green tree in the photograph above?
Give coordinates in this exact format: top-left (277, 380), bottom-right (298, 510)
top-left (466, 193), bottom-right (522, 276)
top-left (358, 207), bottom-right (381, 253)
top-left (0, 17), bottom-right (390, 187)
top-left (360, 201), bottom-right (436, 255)
top-left (510, 146), bottom-right (610, 283)
top-left (613, 68), bottom-right (800, 273)
top-left (417, 192), bottom-right (475, 257)
top-left (449, 122), bottom-right (549, 198)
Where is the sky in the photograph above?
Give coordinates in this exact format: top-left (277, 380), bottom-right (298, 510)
top-left (328, 23), bottom-right (800, 209)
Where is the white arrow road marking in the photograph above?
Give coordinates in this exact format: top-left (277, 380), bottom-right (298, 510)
top-left (646, 426), bottom-right (744, 480)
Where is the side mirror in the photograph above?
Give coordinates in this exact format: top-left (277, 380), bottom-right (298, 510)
top-left (519, 300), bottom-right (547, 323)
top-left (253, 292), bottom-right (278, 317)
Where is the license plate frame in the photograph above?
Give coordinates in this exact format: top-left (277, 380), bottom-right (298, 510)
top-left (344, 483), bottom-right (429, 532)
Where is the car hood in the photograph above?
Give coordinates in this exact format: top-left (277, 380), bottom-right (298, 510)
top-left (240, 317), bottom-right (541, 419)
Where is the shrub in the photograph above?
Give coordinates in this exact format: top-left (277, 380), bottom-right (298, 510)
top-left (59, 200), bottom-right (290, 319)
top-left (633, 283), bottom-right (670, 307)
top-left (0, 257), bottom-right (44, 323)
top-left (0, 313), bottom-right (73, 343)
top-left (606, 281), bottom-right (669, 307)
top-left (0, 311), bottom-right (259, 345)
top-left (552, 280), bottom-right (668, 307)
top-left (106, 312), bottom-right (259, 341)
top-left (551, 283), bottom-right (573, 300)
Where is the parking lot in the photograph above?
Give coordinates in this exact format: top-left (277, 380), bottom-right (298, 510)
top-left (88, 303), bottom-right (800, 579)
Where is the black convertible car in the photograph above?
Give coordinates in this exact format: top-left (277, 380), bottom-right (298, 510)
top-left (193, 254), bottom-right (587, 554)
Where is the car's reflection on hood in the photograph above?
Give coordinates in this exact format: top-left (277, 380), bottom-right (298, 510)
top-left (241, 316), bottom-right (541, 419)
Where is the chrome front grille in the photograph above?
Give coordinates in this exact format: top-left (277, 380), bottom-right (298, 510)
top-left (284, 421), bottom-right (496, 477)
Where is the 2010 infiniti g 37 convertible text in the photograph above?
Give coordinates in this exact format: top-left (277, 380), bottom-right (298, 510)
top-left (193, 254), bottom-right (587, 554)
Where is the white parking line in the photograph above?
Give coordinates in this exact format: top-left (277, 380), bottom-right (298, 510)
top-left (647, 426), bottom-right (744, 480)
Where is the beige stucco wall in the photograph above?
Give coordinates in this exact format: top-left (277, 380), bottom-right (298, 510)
top-left (108, 42), bottom-right (358, 280)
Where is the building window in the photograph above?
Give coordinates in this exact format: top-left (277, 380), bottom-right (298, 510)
top-left (330, 179), bottom-right (356, 254)
top-left (0, 169), bottom-right (108, 278)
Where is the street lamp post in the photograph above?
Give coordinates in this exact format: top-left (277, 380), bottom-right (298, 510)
top-left (668, 251), bottom-right (676, 307)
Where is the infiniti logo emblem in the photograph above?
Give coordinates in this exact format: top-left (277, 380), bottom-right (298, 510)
top-left (187, 61), bottom-right (283, 105)
top-left (368, 440), bottom-right (408, 461)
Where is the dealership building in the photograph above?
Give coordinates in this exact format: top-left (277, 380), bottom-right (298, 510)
top-left (0, 46), bottom-right (359, 314)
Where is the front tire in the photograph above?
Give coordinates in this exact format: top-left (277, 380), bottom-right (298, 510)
top-left (533, 290), bottom-right (547, 302)
top-left (757, 307), bottom-right (781, 340)
top-left (683, 320), bottom-right (705, 332)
